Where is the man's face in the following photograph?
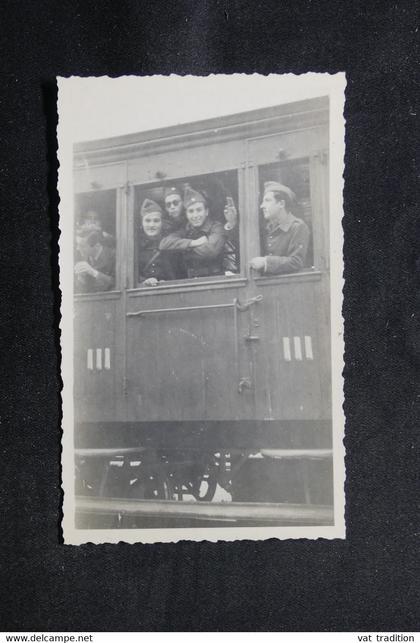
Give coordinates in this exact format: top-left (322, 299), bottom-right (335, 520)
top-left (142, 212), bottom-right (162, 237)
top-left (186, 202), bottom-right (208, 228)
top-left (165, 195), bottom-right (183, 221)
top-left (260, 191), bottom-right (285, 222)
top-left (78, 238), bottom-right (101, 260)
top-left (81, 210), bottom-right (102, 233)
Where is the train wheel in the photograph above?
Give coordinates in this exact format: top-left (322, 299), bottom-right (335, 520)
top-left (129, 470), bottom-right (175, 501)
top-left (190, 466), bottom-right (218, 502)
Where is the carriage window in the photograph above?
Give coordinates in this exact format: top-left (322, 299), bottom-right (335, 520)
top-left (74, 189), bottom-right (117, 294)
top-left (256, 160), bottom-right (314, 276)
top-left (134, 170), bottom-right (240, 287)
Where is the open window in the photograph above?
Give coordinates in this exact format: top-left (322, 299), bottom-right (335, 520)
top-left (257, 159), bottom-right (314, 273)
top-left (133, 170), bottom-right (240, 288)
top-left (74, 189), bottom-right (117, 294)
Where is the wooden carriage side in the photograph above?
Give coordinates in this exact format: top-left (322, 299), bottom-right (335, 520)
top-left (73, 97), bottom-right (333, 519)
top-left (74, 97), bottom-right (330, 424)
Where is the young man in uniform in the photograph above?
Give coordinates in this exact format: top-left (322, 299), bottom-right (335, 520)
top-left (159, 187), bottom-right (227, 278)
top-left (161, 186), bottom-right (188, 278)
top-left (74, 230), bottom-right (115, 293)
top-left (163, 186), bottom-right (185, 231)
top-left (76, 209), bottom-right (115, 246)
top-left (249, 181), bottom-right (310, 275)
top-left (137, 198), bottom-right (175, 286)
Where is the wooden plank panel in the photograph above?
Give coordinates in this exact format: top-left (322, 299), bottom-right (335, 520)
top-left (247, 127), bottom-right (328, 166)
top-left (74, 297), bottom-right (123, 423)
top-left (74, 161), bottom-right (127, 193)
top-left (126, 287), bottom-right (254, 421)
top-left (126, 308), bottom-right (237, 420)
top-left (252, 280), bottom-right (326, 433)
top-left (127, 139), bottom-right (246, 185)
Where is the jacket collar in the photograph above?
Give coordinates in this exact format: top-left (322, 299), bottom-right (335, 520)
top-left (267, 213), bottom-right (297, 234)
top-left (139, 233), bottom-right (160, 247)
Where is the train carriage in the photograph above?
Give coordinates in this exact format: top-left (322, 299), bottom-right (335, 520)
top-left (72, 96), bottom-right (334, 528)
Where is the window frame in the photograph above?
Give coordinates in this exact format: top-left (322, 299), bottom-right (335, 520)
top-left (246, 149), bottom-right (329, 277)
top-left (128, 168), bottom-right (245, 293)
top-left (73, 186), bottom-right (121, 297)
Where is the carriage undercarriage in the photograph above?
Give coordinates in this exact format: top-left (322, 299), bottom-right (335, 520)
top-left (75, 444), bottom-right (334, 528)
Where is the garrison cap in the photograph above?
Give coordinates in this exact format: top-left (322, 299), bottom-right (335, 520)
top-left (263, 181), bottom-right (296, 202)
top-left (141, 198), bottom-right (163, 218)
top-left (183, 186), bottom-right (207, 209)
top-left (163, 186), bottom-right (182, 200)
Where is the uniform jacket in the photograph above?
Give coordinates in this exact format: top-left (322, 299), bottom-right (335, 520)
top-left (161, 216), bottom-right (188, 279)
top-left (262, 214), bottom-right (310, 274)
top-left (138, 234), bottom-right (176, 284)
top-left (74, 244), bottom-right (115, 293)
top-left (160, 218), bottom-right (227, 278)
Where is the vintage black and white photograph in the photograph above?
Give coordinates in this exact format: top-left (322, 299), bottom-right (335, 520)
top-left (58, 74), bottom-right (346, 543)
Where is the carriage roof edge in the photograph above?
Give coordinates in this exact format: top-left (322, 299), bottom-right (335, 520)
top-left (73, 96), bottom-right (330, 163)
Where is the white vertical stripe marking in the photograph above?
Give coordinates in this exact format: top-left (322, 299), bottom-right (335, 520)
top-left (104, 347), bottom-right (111, 370)
top-left (87, 349), bottom-right (93, 370)
top-left (294, 336), bottom-right (302, 360)
top-left (96, 348), bottom-right (102, 370)
top-left (283, 337), bottom-right (291, 361)
top-left (304, 335), bottom-right (314, 360)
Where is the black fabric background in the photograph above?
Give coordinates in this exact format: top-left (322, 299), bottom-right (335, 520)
top-left (1, 0), bottom-right (419, 632)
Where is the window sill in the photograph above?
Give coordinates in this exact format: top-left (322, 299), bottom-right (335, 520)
top-left (73, 289), bottom-right (122, 301)
top-left (253, 269), bottom-right (323, 286)
top-left (127, 275), bottom-right (248, 297)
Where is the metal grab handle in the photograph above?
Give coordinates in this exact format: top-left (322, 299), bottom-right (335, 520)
top-left (127, 302), bottom-right (235, 317)
top-left (127, 295), bottom-right (263, 317)
top-left (238, 377), bottom-right (252, 394)
top-left (235, 294), bottom-right (263, 312)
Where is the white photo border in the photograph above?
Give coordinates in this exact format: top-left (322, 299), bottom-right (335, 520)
top-left (58, 73), bottom-right (346, 544)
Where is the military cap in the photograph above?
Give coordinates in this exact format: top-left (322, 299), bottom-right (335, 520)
top-left (263, 181), bottom-right (296, 202)
top-left (141, 198), bottom-right (163, 218)
top-left (183, 186), bottom-right (207, 209)
top-left (163, 186), bottom-right (182, 200)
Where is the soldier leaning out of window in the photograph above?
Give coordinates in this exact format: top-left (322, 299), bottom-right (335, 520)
top-left (162, 184), bottom-right (239, 277)
top-left (137, 199), bottom-right (176, 287)
top-left (159, 187), bottom-right (238, 278)
top-left (163, 186), bottom-right (185, 232)
top-left (74, 230), bottom-right (115, 293)
top-left (162, 186), bottom-right (189, 279)
top-left (76, 209), bottom-right (115, 247)
top-left (249, 181), bottom-right (310, 275)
